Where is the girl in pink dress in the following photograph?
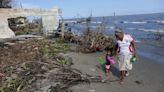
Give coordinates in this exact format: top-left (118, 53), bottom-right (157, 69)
top-left (105, 50), bottom-right (116, 77)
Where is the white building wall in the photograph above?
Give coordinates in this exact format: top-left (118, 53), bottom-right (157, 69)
top-left (42, 15), bottom-right (59, 35)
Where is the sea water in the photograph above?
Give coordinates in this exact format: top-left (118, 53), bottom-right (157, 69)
top-left (67, 13), bottom-right (164, 64)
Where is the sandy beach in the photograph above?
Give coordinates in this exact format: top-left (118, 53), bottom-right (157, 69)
top-left (67, 51), bottom-right (164, 92)
top-left (0, 0), bottom-right (164, 92)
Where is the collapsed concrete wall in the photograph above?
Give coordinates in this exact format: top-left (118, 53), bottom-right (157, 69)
top-left (0, 7), bottom-right (60, 39)
top-left (42, 15), bottom-right (59, 35)
top-left (0, 19), bottom-right (15, 38)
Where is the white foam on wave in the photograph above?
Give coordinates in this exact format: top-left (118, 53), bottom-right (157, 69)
top-left (127, 28), bottom-right (164, 33)
top-left (140, 29), bottom-right (164, 33)
top-left (103, 26), bottom-right (115, 29)
top-left (91, 21), bottom-right (102, 24)
top-left (146, 20), bottom-right (164, 24)
top-left (155, 20), bottom-right (164, 23)
top-left (135, 40), bottom-right (142, 43)
top-left (131, 21), bottom-right (147, 24)
top-left (161, 21), bottom-right (164, 24)
top-left (127, 28), bottom-right (138, 30)
top-left (121, 20), bottom-right (164, 24)
top-left (120, 21), bottom-right (146, 24)
top-left (141, 29), bottom-right (164, 33)
top-left (109, 26), bottom-right (115, 29)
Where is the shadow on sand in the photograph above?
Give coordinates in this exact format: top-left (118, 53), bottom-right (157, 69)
top-left (96, 64), bottom-right (120, 78)
top-left (110, 65), bottom-right (120, 78)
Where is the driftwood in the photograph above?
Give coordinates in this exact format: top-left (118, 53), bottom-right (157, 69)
top-left (70, 26), bottom-right (115, 53)
top-left (0, 39), bottom-right (105, 92)
top-left (0, 55), bottom-right (103, 92)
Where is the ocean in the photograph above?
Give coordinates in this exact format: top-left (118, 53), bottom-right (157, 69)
top-left (65, 13), bottom-right (164, 64)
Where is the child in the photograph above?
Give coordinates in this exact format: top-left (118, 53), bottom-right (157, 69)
top-left (105, 49), bottom-right (116, 77)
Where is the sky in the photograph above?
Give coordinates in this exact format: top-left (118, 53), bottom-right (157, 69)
top-left (15, 0), bottom-right (164, 18)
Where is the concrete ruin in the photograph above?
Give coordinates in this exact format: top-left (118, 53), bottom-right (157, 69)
top-left (0, 7), bottom-right (60, 39)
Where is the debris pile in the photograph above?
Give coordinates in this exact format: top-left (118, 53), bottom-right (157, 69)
top-left (0, 39), bottom-right (69, 68)
top-left (65, 24), bottom-right (115, 53)
top-left (59, 19), bottom-right (115, 53)
top-left (78, 28), bottom-right (114, 53)
top-left (0, 39), bottom-right (102, 92)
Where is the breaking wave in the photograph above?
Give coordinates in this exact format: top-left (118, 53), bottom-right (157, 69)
top-left (128, 28), bottom-right (164, 33)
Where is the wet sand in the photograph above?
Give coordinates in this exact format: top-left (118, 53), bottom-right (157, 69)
top-left (67, 52), bottom-right (164, 92)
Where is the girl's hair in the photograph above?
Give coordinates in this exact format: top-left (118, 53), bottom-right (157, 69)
top-left (106, 48), bottom-right (114, 56)
top-left (105, 46), bottom-right (115, 56)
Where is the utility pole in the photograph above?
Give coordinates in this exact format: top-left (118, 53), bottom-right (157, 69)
top-left (20, 2), bottom-right (22, 8)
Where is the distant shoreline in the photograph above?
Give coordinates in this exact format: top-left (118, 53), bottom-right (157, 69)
top-left (65, 12), bottom-right (164, 20)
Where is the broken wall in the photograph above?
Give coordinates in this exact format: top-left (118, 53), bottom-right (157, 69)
top-left (0, 7), bottom-right (60, 39)
top-left (42, 15), bottom-right (59, 35)
top-left (0, 19), bottom-right (15, 38)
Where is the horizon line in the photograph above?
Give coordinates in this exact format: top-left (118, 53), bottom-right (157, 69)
top-left (65, 11), bottom-right (164, 19)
